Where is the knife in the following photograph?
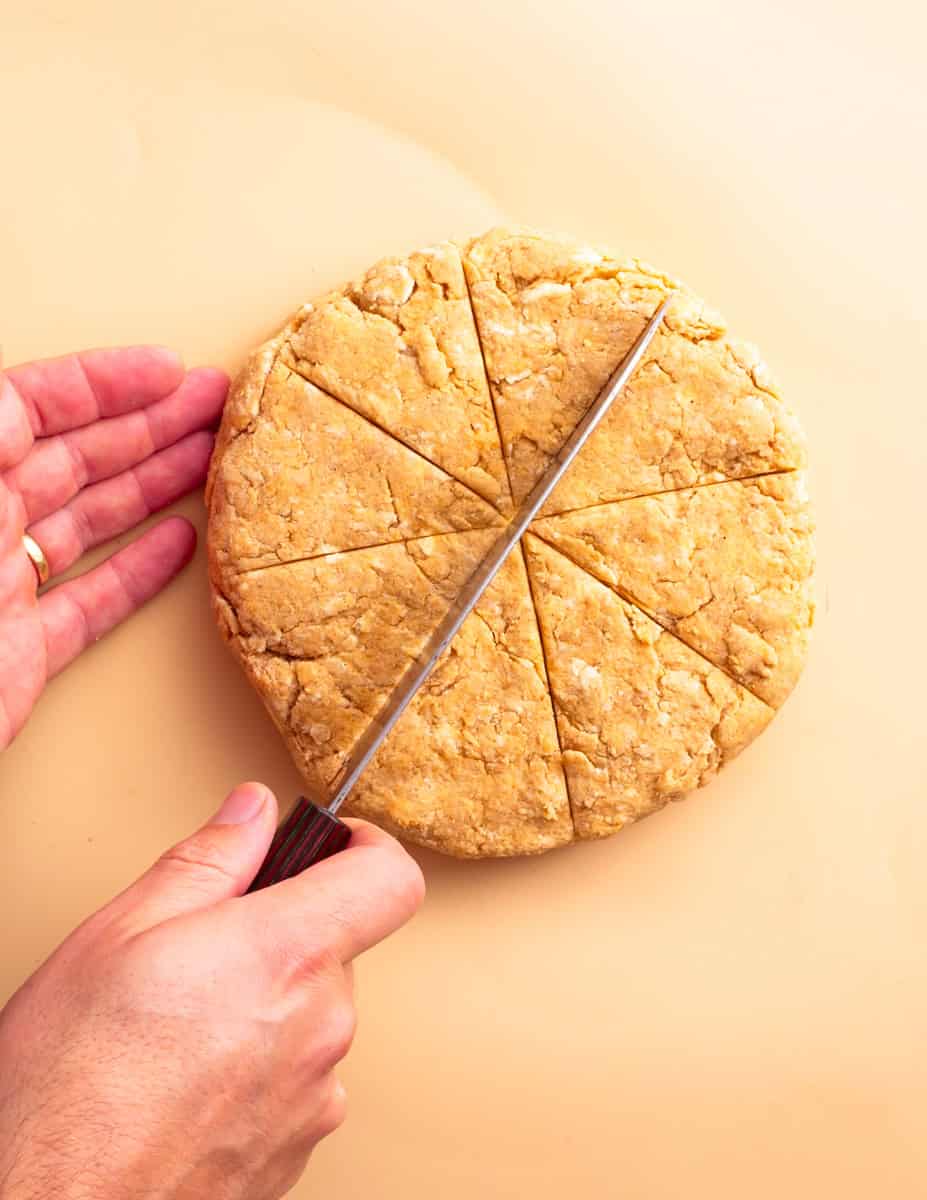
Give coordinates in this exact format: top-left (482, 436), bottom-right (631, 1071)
top-left (247, 294), bottom-right (672, 890)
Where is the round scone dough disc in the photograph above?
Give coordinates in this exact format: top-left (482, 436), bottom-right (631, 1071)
top-left (207, 228), bottom-right (814, 858)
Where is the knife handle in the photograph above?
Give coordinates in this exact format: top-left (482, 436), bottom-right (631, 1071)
top-left (247, 797), bottom-right (352, 892)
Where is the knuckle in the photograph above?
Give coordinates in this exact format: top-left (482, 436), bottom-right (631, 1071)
top-left (71, 496), bottom-right (96, 549)
top-left (62, 434), bottom-right (89, 493)
top-left (317, 1001), bottom-right (357, 1070)
top-left (333, 1001), bottom-right (358, 1056)
top-left (159, 834), bottom-right (239, 890)
top-left (263, 933), bottom-right (340, 988)
top-left (316, 1081), bottom-right (348, 1138)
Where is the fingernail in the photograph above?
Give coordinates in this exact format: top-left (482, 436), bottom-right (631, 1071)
top-left (214, 783), bottom-right (269, 825)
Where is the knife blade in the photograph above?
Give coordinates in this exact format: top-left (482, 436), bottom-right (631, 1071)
top-left (248, 294), bottom-right (672, 889)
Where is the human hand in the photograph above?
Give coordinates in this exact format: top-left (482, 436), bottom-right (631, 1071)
top-left (0, 782), bottom-right (425, 1199)
top-left (0, 346), bottom-right (228, 749)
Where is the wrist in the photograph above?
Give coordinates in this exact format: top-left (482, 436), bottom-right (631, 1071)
top-left (0, 1141), bottom-right (106, 1200)
top-left (0, 1099), bottom-right (127, 1200)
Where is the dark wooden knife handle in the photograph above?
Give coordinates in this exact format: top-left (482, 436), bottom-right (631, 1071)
top-left (247, 797), bottom-right (352, 892)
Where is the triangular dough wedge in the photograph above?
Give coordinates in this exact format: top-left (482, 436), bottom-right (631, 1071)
top-left (208, 357), bottom-right (501, 573)
top-left (284, 241), bottom-right (512, 511)
top-left (532, 473), bottom-right (814, 708)
top-left (463, 228), bottom-right (806, 509)
top-left (523, 535), bottom-right (773, 840)
top-left (215, 531), bottom-right (571, 857)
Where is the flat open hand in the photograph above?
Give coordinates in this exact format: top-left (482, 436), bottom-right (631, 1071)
top-left (0, 347), bottom-right (227, 749)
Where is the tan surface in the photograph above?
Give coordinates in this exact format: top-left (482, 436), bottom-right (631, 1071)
top-left (1, 2), bottom-right (925, 1198)
top-left (533, 472), bottom-right (815, 706)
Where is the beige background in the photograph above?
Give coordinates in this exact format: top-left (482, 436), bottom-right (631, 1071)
top-left (2, 1), bottom-right (926, 1196)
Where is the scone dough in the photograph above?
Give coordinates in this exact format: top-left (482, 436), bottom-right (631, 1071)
top-left (209, 359), bottom-right (502, 572)
top-left (531, 473), bottom-right (814, 707)
top-left (523, 536), bottom-right (773, 839)
top-left (463, 228), bottom-right (805, 510)
top-left (207, 227), bottom-right (813, 857)
top-left (214, 531), bottom-right (571, 856)
top-left (286, 241), bottom-right (512, 510)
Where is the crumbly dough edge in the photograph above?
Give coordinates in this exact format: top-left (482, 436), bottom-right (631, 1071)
top-left (206, 314), bottom-right (303, 599)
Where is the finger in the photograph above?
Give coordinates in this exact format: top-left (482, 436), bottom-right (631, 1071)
top-left (109, 783), bottom-right (279, 931)
top-left (39, 515), bottom-right (197, 678)
top-left (8, 368), bottom-right (227, 524)
top-left (0, 374), bottom-right (34, 470)
top-left (4, 346), bottom-right (184, 438)
top-left (244, 819), bottom-right (426, 966)
top-left (28, 432), bottom-right (214, 578)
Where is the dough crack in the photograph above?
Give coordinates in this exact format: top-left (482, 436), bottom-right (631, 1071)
top-left (469, 605), bottom-right (548, 692)
top-left (383, 475), bottom-right (402, 531)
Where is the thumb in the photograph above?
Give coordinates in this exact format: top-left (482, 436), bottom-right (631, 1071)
top-left (116, 782), bottom-right (279, 932)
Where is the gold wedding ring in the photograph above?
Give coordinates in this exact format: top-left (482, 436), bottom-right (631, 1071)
top-left (22, 533), bottom-right (50, 587)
